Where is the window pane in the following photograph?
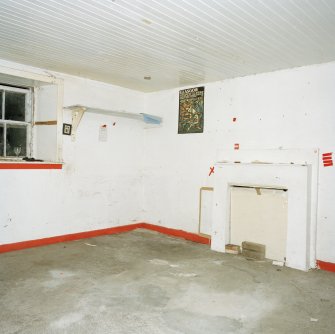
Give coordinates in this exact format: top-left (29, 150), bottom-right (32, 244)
top-left (5, 91), bottom-right (26, 121)
top-left (0, 124), bottom-right (3, 156)
top-left (6, 124), bottom-right (27, 157)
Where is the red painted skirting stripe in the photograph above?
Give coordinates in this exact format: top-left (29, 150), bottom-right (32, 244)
top-left (0, 223), bottom-right (142, 253)
top-left (0, 222), bottom-right (210, 254)
top-left (0, 163), bottom-right (63, 169)
top-left (2, 223), bottom-right (333, 273)
top-left (1, 224), bottom-right (333, 273)
top-left (316, 260), bottom-right (335, 273)
top-left (141, 223), bottom-right (211, 245)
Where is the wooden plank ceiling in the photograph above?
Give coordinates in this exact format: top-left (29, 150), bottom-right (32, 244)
top-left (0, 0), bottom-right (334, 92)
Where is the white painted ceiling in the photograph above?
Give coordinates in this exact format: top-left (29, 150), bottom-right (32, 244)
top-left (0, 0), bottom-right (335, 92)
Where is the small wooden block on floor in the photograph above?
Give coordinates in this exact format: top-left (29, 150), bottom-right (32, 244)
top-left (225, 244), bottom-right (241, 254)
top-left (242, 241), bottom-right (265, 260)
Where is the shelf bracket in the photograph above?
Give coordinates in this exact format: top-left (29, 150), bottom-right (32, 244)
top-left (71, 106), bottom-right (86, 141)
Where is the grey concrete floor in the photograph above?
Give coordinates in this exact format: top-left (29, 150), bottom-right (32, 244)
top-left (0, 229), bottom-right (334, 334)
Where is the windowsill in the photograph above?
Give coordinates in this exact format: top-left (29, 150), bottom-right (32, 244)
top-left (0, 159), bottom-right (63, 169)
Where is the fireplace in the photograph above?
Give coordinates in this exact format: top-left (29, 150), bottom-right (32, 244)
top-left (211, 149), bottom-right (318, 271)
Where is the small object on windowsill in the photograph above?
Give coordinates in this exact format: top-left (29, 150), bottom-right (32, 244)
top-left (22, 157), bottom-right (44, 162)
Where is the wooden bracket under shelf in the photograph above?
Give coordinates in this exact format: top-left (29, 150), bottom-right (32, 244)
top-left (70, 106), bottom-right (85, 141)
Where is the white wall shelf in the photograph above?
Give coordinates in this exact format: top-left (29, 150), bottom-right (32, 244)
top-left (64, 104), bottom-right (162, 140)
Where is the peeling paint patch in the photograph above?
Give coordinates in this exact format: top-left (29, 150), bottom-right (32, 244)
top-left (171, 273), bottom-right (198, 278)
top-left (149, 259), bottom-right (169, 266)
top-left (50, 312), bottom-right (84, 329)
top-left (42, 270), bottom-right (76, 289)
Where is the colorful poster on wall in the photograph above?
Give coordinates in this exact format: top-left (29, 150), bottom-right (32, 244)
top-left (178, 86), bottom-right (204, 134)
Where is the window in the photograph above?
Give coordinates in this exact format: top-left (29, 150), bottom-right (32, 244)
top-left (0, 70), bottom-right (63, 164)
top-left (0, 85), bottom-right (32, 158)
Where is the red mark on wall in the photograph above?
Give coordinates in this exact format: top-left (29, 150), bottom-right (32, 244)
top-left (234, 143), bottom-right (239, 150)
top-left (233, 117), bottom-right (237, 122)
top-left (322, 152), bottom-right (333, 167)
top-left (101, 124), bottom-right (107, 128)
top-left (209, 166), bottom-right (215, 176)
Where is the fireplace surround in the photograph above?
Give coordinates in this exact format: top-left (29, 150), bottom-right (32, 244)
top-left (211, 149), bottom-right (318, 271)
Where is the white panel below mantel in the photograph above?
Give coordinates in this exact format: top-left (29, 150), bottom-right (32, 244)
top-left (211, 162), bottom-right (312, 271)
top-left (230, 186), bottom-right (288, 262)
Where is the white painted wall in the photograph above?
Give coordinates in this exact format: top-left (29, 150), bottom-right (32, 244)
top-left (1, 60), bottom-right (145, 244)
top-left (143, 62), bottom-right (335, 264)
top-left (199, 188), bottom-right (213, 236)
top-left (1, 58), bottom-right (335, 266)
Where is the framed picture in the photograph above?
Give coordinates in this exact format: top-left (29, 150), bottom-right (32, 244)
top-left (62, 123), bottom-right (72, 136)
top-left (178, 86), bottom-right (204, 134)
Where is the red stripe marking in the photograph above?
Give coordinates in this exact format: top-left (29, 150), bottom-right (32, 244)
top-left (0, 222), bottom-right (210, 254)
top-left (323, 162), bottom-right (333, 167)
top-left (322, 153), bottom-right (332, 158)
top-left (323, 158), bottom-right (333, 162)
top-left (0, 163), bottom-right (62, 169)
top-left (317, 260), bottom-right (335, 273)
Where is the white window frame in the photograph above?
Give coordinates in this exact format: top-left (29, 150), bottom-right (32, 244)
top-left (0, 64), bottom-right (64, 162)
top-left (0, 84), bottom-right (33, 159)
